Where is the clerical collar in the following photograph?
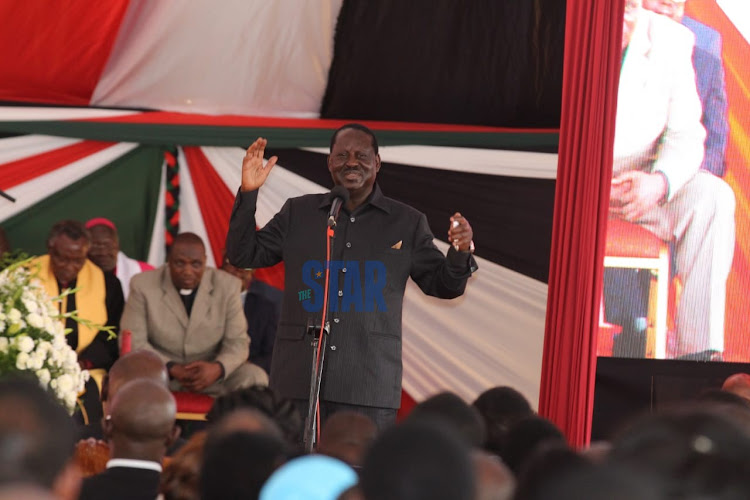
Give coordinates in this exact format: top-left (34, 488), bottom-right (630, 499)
top-left (179, 288), bottom-right (195, 296)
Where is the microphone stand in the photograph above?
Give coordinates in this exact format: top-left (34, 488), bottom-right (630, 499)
top-left (303, 217), bottom-right (338, 453)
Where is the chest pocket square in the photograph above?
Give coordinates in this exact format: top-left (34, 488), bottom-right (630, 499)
top-left (391, 240), bottom-right (402, 250)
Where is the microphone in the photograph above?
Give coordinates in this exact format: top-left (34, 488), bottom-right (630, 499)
top-left (327, 186), bottom-right (350, 228)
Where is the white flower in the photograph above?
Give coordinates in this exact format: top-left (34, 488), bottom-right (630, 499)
top-left (26, 313), bottom-right (44, 329)
top-left (65, 349), bottom-right (77, 366)
top-left (0, 264), bottom-right (92, 415)
top-left (15, 335), bottom-right (35, 353)
top-left (15, 352), bottom-right (29, 370)
top-left (27, 353), bottom-right (44, 371)
top-left (34, 340), bottom-right (51, 356)
top-left (52, 336), bottom-right (66, 351)
top-left (22, 298), bottom-right (38, 314)
top-left (36, 369), bottom-right (51, 388)
top-left (7, 308), bottom-right (21, 324)
top-left (56, 374), bottom-right (74, 394)
top-left (64, 392), bottom-right (77, 412)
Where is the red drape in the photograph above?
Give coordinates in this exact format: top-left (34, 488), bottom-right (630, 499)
top-left (538, 0), bottom-right (624, 446)
top-left (0, 0), bottom-right (130, 105)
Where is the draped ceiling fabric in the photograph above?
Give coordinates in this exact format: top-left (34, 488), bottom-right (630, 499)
top-left (0, 1), bottom-right (568, 416)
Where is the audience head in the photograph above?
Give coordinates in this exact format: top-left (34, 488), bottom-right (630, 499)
top-left (209, 408), bottom-right (283, 442)
top-left (408, 391), bottom-right (486, 448)
top-left (260, 454), bottom-right (356, 500)
top-left (201, 430), bottom-right (288, 500)
top-left (359, 420), bottom-right (476, 500)
top-left (84, 218), bottom-right (120, 273)
top-left (329, 123), bottom-right (379, 156)
top-left (472, 386), bottom-right (534, 456)
top-left (168, 232), bottom-right (206, 291)
top-left (104, 379), bottom-right (178, 462)
top-left (101, 349), bottom-right (168, 412)
top-left (46, 220), bottom-right (90, 285)
top-left (221, 254), bottom-right (254, 291)
top-left (0, 376), bottom-right (79, 499)
top-left (500, 416), bottom-right (567, 474)
top-left (472, 450), bottom-right (515, 500)
top-left (318, 410), bottom-right (377, 468)
top-left (722, 373), bottom-right (750, 402)
top-left (695, 388), bottom-right (750, 410)
top-left (643, 0), bottom-right (686, 22)
top-left (515, 449), bottom-right (659, 500)
top-left (160, 431), bottom-right (207, 500)
top-left (608, 407), bottom-right (750, 499)
top-left (206, 385), bottom-right (301, 447)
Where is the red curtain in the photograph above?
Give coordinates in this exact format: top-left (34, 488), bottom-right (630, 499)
top-left (537, 0), bottom-right (624, 446)
top-left (0, 0), bottom-right (130, 105)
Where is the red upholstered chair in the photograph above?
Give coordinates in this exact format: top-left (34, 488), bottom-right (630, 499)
top-left (602, 218), bottom-right (670, 359)
top-left (119, 330), bottom-right (214, 421)
top-left (172, 391), bottom-right (214, 421)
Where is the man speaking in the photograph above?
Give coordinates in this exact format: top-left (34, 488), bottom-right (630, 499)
top-left (226, 124), bottom-right (477, 429)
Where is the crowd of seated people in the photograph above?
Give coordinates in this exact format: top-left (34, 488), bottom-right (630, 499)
top-left (1, 219), bottom-right (273, 433)
top-left (4, 360), bottom-right (750, 500)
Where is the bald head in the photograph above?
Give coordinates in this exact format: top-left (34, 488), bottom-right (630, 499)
top-left (104, 350), bottom-right (168, 406)
top-left (108, 379), bottom-right (176, 444)
top-left (723, 373), bottom-right (750, 401)
top-left (318, 411), bottom-right (377, 467)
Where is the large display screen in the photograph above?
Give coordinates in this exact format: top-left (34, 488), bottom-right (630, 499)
top-left (600, 0), bottom-right (750, 362)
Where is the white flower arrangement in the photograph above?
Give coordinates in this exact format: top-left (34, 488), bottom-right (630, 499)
top-left (0, 259), bottom-right (89, 414)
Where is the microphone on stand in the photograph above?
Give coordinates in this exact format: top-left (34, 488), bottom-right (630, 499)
top-left (327, 186), bottom-right (350, 228)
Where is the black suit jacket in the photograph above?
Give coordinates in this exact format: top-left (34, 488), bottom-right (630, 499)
top-left (78, 466), bottom-right (160, 500)
top-left (226, 184), bottom-right (476, 408)
top-left (244, 282), bottom-right (280, 373)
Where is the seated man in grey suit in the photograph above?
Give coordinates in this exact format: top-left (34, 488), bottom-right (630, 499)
top-left (121, 232), bottom-right (268, 395)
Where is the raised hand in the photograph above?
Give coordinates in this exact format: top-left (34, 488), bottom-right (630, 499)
top-left (241, 137), bottom-right (278, 192)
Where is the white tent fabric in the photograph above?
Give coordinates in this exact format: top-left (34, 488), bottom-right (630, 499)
top-left (0, 108), bottom-right (139, 121)
top-left (304, 145), bottom-right (559, 179)
top-left (176, 148), bottom-right (218, 268)
top-left (92, 0), bottom-right (344, 117)
top-left (0, 135), bottom-right (81, 165)
top-left (146, 158), bottom-right (168, 268)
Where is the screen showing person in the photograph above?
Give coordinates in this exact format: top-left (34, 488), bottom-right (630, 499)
top-left (600, 0), bottom-right (748, 362)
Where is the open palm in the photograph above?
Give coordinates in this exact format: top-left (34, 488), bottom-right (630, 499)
top-left (241, 137), bottom-right (278, 192)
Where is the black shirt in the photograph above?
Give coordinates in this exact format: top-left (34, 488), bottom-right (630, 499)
top-left (226, 184), bottom-right (477, 408)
